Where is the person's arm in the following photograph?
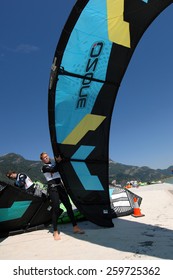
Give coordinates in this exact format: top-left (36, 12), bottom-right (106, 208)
top-left (42, 163), bottom-right (59, 173)
top-left (15, 173), bottom-right (27, 187)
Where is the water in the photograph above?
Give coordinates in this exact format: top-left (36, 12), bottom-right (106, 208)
top-left (164, 177), bottom-right (173, 184)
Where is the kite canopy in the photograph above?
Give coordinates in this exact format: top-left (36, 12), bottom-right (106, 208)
top-left (109, 186), bottom-right (142, 218)
top-left (48, 0), bottom-right (173, 227)
top-left (0, 182), bottom-right (52, 237)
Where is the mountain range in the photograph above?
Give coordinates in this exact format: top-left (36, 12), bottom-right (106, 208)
top-left (0, 153), bottom-right (172, 185)
top-left (109, 159), bottom-right (172, 184)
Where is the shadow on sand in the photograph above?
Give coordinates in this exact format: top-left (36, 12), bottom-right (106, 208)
top-left (59, 217), bottom-right (173, 260)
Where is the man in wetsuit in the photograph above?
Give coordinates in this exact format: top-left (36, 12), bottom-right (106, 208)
top-left (40, 152), bottom-right (84, 240)
top-left (6, 171), bottom-right (35, 195)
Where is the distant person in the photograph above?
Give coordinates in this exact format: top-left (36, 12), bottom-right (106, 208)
top-left (40, 152), bottom-right (85, 240)
top-left (6, 171), bottom-right (35, 195)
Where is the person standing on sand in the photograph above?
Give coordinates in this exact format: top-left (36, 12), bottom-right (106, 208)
top-left (40, 152), bottom-right (84, 240)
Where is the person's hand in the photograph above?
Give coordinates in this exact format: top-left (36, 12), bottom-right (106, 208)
top-left (55, 155), bottom-right (62, 163)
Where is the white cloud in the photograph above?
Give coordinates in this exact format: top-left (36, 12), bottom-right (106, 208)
top-left (15, 44), bottom-right (39, 53)
top-left (0, 43), bottom-right (39, 54)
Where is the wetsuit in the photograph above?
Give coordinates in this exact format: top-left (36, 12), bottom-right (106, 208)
top-left (15, 173), bottom-right (35, 194)
top-left (41, 161), bottom-right (77, 231)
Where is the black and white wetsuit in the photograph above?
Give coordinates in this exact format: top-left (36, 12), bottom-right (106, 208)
top-left (41, 161), bottom-right (77, 231)
top-left (15, 173), bottom-right (35, 194)
top-left (41, 161), bottom-right (61, 185)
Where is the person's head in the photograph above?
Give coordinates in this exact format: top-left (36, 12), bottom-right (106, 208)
top-left (6, 171), bottom-right (17, 180)
top-left (40, 152), bottom-right (50, 164)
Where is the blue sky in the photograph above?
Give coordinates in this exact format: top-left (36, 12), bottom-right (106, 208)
top-left (0, 1), bottom-right (173, 169)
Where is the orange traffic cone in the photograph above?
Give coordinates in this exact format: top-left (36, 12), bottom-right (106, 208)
top-left (132, 197), bottom-right (145, 217)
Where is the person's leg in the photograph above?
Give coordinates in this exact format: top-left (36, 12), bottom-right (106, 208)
top-left (58, 185), bottom-right (85, 234)
top-left (48, 187), bottom-right (61, 240)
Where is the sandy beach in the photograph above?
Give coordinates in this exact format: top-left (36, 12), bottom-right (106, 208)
top-left (1, 183), bottom-right (173, 260)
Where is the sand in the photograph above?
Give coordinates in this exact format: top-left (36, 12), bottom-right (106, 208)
top-left (1, 183), bottom-right (173, 260)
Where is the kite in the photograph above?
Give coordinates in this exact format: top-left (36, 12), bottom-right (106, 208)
top-left (48, 0), bottom-right (172, 227)
top-left (0, 182), bottom-right (52, 237)
top-left (0, 181), bottom-right (84, 237)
